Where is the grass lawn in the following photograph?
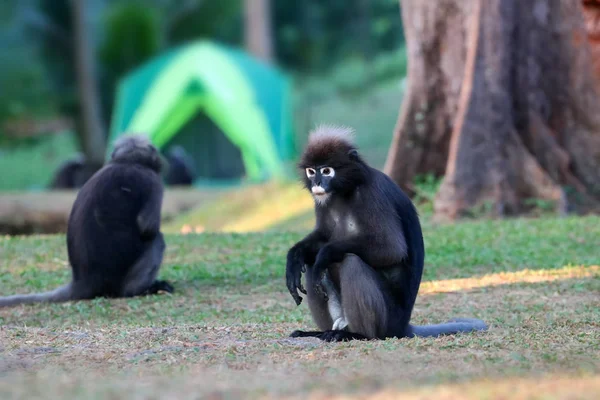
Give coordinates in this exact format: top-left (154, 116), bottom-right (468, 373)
top-left (1, 214), bottom-right (598, 399)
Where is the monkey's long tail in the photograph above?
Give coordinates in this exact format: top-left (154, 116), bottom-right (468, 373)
top-left (410, 317), bottom-right (488, 338)
top-left (0, 283), bottom-right (73, 308)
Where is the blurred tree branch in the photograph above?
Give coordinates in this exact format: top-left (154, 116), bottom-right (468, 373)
top-left (244, 0), bottom-right (274, 62)
top-left (71, 0), bottom-right (106, 166)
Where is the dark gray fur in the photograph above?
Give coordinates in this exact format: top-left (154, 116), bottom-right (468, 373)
top-left (49, 153), bottom-right (101, 190)
top-left (0, 134), bottom-right (174, 308)
top-left (165, 145), bottom-right (196, 186)
top-left (286, 125), bottom-right (488, 342)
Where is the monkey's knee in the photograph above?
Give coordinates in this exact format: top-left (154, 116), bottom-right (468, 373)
top-left (121, 234), bottom-right (166, 297)
top-left (342, 253), bottom-right (362, 264)
top-left (149, 233), bottom-right (166, 261)
top-left (339, 256), bottom-right (389, 339)
top-left (154, 232), bottom-right (165, 248)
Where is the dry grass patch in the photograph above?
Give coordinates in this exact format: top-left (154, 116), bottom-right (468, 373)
top-left (1, 216), bottom-right (599, 398)
top-left (1, 274), bottom-right (598, 399)
top-left (308, 374), bottom-right (600, 400)
top-left (163, 181), bottom-right (315, 234)
top-left (419, 264), bottom-right (599, 294)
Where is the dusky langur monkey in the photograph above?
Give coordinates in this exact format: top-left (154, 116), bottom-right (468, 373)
top-left (165, 145), bottom-right (196, 186)
top-left (49, 154), bottom-right (87, 189)
top-left (285, 125), bottom-right (488, 342)
top-left (0, 135), bottom-right (174, 307)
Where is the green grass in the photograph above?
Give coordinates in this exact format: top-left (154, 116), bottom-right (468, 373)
top-left (0, 215), bottom-right (598, 398)
top-left (0, 131), bottom-right (79, 191)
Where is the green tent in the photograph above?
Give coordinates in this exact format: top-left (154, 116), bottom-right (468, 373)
top-left (107, 40), bottom-right (296, 184)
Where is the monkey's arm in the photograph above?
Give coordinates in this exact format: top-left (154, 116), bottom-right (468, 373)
top-left (309, 235), bottom-right (379, 298)
top-left (286, 230), bottom-right (327, 305)
top-left (137, 179), bottom-right (164, 240)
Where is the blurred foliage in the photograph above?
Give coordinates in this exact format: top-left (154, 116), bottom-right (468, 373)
top-left (0, 0), bottom-right (407, 191)
top-left (0, 0), bottom-right (406, 127)
top-left (0, 131), bottom-right (79, 191)
top-left (327, 47), bottom-right (407, 97)
top-left (31, 0), bottom-right (76, 99)
top-left (273, 0), bottom-right (404, 73)
top-left (293, 79), bottom-right (405, 172)
top-left (164, 0), bottom-right (242, 46)
top-left (0, 42), bottom-right (56, 123)
top-left (99, 2), bottom-right (161, 80)
top-left (0, 1), bottom-right (57, 124)
top-left (98, 1), bottom-right (162, 119)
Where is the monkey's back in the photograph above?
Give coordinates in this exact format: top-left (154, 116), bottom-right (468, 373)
top-left (66, 163), bottom-right (159, 294)
top-left (371, 167), bottom-right (425, 300)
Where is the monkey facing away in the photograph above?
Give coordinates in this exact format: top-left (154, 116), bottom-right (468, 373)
top-left (0, 135), bottom-right (174, 307)
top-left (285, 125), bottom-right (488, 342)
top-left (49, 153), bottom-right (86, 189)
top-left (49, 154), bottom-right (105, 190)
top-left (165, 145), bottom-right (196, 186)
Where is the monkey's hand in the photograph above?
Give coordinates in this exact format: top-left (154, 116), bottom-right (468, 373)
top-left (286, 246), bottom-right (307, 306)
top-left (137, 181), bottom-right (163, 240)
top-left (311, 241), bottom-right (355, 300)
top-left (310, 265), bottom-right (328, 300)
top-left (137, 212), bottom-right (160, 240)
top-left (311, 248), bottom-right (333, 300)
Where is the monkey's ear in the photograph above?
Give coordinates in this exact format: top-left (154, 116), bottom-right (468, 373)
top-left (348, 149), bottom-right (359, 160)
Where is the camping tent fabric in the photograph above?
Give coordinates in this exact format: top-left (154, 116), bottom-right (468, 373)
top-left (108, 41), bottom-right (295, 182)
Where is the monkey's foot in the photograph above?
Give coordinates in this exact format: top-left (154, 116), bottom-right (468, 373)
top-left (332, 317), bottom-right (348, 331)
top-left (318, 330), bottom-right (369, 342)
top-left (289, 330), bottom-right (322, 338)
top-left (148, 280), bottom-right (174, 295)
top-left (289, 329), bottom-right (369, 342)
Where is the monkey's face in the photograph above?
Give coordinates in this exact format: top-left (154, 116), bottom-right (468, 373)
top-left (299, 126), bottom-right (369, 205)
top-left (305, 166), bottom-right (336, 204)
top-left (300, 148), bottom-right (368, 206)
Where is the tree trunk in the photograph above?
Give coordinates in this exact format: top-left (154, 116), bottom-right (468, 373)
top-left (0, 190), bottom-right (223, 235)
top-left (384, 0), bottom-right (475, 196)
top-left (71, 0), bottom-right (106, 167)
top-left (386, 0), bottom-right (600, 219)
top-left (582, 0), bottom-right (600, 83)
top-left (244, 0), bottom-right (274, 63)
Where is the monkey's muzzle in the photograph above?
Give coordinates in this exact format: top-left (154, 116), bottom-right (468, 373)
top-left (311, 186), bottom-right (327, 195)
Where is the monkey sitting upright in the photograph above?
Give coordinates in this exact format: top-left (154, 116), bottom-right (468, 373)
top-left (286, 125), bottom-right (488, 342)
top-left (0, 135), bottom-right (174, 307)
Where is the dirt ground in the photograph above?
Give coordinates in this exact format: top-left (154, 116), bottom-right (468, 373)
top-left (1, 217), bottom-right (598, 399)
top-left (1, 268), bottom-right (598, 399)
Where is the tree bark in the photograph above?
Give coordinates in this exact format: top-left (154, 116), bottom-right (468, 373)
top-left (71, 0), bottom-right (106, 166)
top-left (384, 0), bottom-right (474, 195)
top-left (386, 0), bottom-right (600, 219)
top-left (244, 0), bottom-right (274, 63)
top-left (582, 0), bottom-right (600, 83)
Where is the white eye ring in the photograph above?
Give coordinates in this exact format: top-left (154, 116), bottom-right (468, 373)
top-left (306, 168), bottom-right (316, 178)
top-left (321, 167), bottom-right (335, 177)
